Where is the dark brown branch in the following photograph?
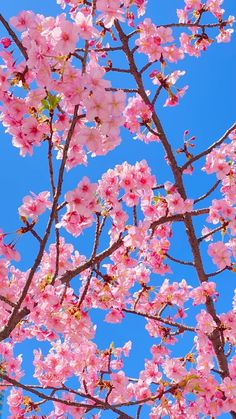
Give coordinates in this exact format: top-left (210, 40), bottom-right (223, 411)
top-left (150, 208), bottom-right (209, 233)
top-left (0, 295), bottom-right (16, 308)
top-left (152, 183), bottom-right (165, 190)
top-left (64, 386), bottom-right (134, 418)
top-left (166, 253), bottom-right (195, 266)
top-left (198, 222), bottom-right (229, 243)
top-left (105, 87), bottom-right (138, 93)
top-left (136, 405), bottom-right (143, 419)
top-left (158, 21), bottom-right (231, 30)
top-left (128, 20), bottom-right (232, 40)
top-left (151, 85), bottom-right (163, 106)
top-left (123, 308), bottom-right (195, 331)
top-left (140, 60), bottom-right (157, 74)
top-left (75, 46), bottom-right (123, 52)
top-left (157, 303), bottom-right (168, 317)
top-left (92, 0), bottom-right (97, 16)
top-left (105, 67), bottom-right (131, 73)
top-left (59, 234), bottom-right (123, 284)
top-left (82, 40), bottom-right (89, 74)
top-left (194, 180), bottom-right (221, 204)
top-left (71, 52), bottom-right (83, 62)
top-left (143, 123), bottom-right (161, 137)
top-left (57, 201), bottom-right (67, 212)
top-left (30, 228), bottom-right (43, 243)
top-left (133, 206), bottom-right (138, 226)
top-left (207, 266), bottom-right (231, 277)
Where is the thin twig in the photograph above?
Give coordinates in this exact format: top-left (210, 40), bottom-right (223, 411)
top-left (0, 295), bottom-right (16, 308)
top-left (75, 46), bottom-right (123, 52)
top-left (105, 87), bottom-right (138, 93)
top-left (166, 253), bottom-right (195, 266)
top-left (140, 60), bottom-right (157, 74)
top-left (152, 184), bottom-right (165, 190)
top-left (136, 405), bottom-right (143, 419)
top-left (123, 308), bottom-right (195, 331)
top-left (105, 67), bottom-right (131, 73)
top-left (207, 266), bottom-right (231, 277)
top-left (151, 85), bottom-right (163, 106)
top-left (181, 123), bottom-right (236, 171)
top-left (198, 222), bottom-right (229, 243)
top-left (194, 180), bottom-right (221, 204)
top-left (30, 229), bottom-right (42, 243)
top-left (133, 205), bottom-right (138, 226)
top-left (127, 20), bottom-right (231, 40)
top-left (59, 234), bottom-right (123, 284)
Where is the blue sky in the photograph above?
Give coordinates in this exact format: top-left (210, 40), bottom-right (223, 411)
top-left (0, 0), bottom-right (236, 417)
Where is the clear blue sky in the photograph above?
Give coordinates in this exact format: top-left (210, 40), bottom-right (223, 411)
top-left (0, 1), bottom-right (236, 417)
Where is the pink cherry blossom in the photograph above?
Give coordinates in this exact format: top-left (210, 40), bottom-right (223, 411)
top-left (0, 37), bottom-right (12, 48)
top-left (75, 12), bottom-right (99, 40)
top-left (208, 241), bottom-right (231, 269)
top-left (19, 191), bottom-right (52, 220)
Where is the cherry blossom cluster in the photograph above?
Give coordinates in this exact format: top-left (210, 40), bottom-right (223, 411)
top-left (18, 191), bottom-right (52, 221)
top-left (1, 234), bottom-right (235, 417)
top-left (178, 0), bottom-right (234, 45)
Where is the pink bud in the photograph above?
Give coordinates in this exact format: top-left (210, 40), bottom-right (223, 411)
top-left (149, 70), bottom-right (158, 78)
top-left (0, 37), bottom-right (12, 48)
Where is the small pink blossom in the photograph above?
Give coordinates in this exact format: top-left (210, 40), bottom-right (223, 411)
top-left (196, 309), bottom-right (217, 334)
top-left (208, 241), bottom-right (231, 269)
top-left (105, 308), bottom-right (124, 323)
top-left (19, 191), bottom-right (52, 220)
top-left (0, 37), bottom-right (12, 48)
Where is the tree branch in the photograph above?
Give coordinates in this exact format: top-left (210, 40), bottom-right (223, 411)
top-left (123, 308), bottom-right (195, 331)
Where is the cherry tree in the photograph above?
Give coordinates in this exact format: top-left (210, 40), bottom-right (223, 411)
top-left (0, 0), bottom-right (236, 417)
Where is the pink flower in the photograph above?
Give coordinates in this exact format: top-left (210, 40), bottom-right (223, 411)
top-left (0, 37), bottom-right (12, 48)
top-left (156, 26), bottom-right (174, 43)
top-left (0, 242), bottom-right (20, 262)
top-left (97, 0), bottom-right (125, 28)
top-left (75, 12), bottom-right (99, 40)
top-left (216, 29), bottom-right (234, 43)
top-left (196, 309), bottom-right (217, 334)
top-left (19, 191), bottom-right (52, 220)
top-left (220, 377), bottom-right (236, 399)
top-left (191, 282), bottom-right (218, 305)
top-left (21, 117), bottom-right (48, 144)
top-left (185, 0), bottom-right (202, 9)
top-left (10, 11), bottom-right (34, 31)
top-left (51, 16), bottom-right (79, 54)
top-left (8, 389), bottom-right (23, 407)
top-left (105, 308), bottom-right (124, 323)
top-left (208, 241), bottom-right (231, 269)
top-left (163, 358), bottom-right (187, 382)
